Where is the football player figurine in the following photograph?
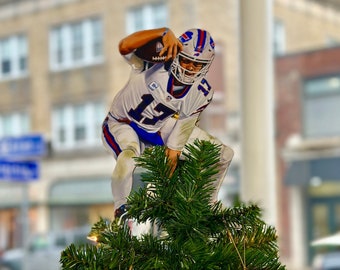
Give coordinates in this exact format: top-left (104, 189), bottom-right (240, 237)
top-left (102, 27), bottom-right (234, 220)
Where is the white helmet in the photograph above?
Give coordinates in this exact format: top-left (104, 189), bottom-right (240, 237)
top-left (171, 28), bottom-right (215, 85)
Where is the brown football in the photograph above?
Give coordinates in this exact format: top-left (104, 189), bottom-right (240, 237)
top-left (134, 37), bottom-right (166, 63)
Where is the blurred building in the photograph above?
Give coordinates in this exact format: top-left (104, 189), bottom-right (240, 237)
top-left (0, 0), bottom-right (339, 269)
top-left (276, 46), bottom-right (340, 268)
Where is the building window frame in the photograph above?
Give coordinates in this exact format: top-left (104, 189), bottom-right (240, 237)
top-left (126, 2), bottom-right (168, 34)
top-left (49, 17), bottom-right (104, 71)
top-left (273, 18), bottom-right (286, 56)
top-left (0, 112), bottom-right (30, 137)
top-left (0, 34), bottom-right (28, 80)
top-left (302, 74), bottom-right (340, 139)
top-left (52, 102), bottom-right (105, 150)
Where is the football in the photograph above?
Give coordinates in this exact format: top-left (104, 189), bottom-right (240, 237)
top-left (134, 37), bottom-right (166, 63)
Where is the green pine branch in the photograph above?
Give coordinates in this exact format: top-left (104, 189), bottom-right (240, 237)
top-left (60, 140), bottom-right (286, 270)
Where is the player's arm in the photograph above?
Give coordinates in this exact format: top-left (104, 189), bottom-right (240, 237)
top-left (165, 148), bottom-right (182, 176)
top-left (118, 27), bottom-right (183, 61)
top-left (165, 115), bottom-right (199, 175)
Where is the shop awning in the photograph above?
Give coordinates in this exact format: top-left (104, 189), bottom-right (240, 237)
top-left (0, 182), bottom-right (25, 208)
top-left (285, 157), bottom-right (340, 185)
top-left (49, 178), bottom-right (112, 205)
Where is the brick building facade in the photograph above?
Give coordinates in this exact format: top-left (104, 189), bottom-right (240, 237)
top-left (276, 46), bottom-right (340, 267)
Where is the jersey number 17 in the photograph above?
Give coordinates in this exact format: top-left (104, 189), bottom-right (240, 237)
top-left (128, 94), bottom-right (176, 125)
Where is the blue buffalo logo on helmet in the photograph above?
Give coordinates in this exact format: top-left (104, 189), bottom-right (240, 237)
top-left (179, 31), bottom-right (194, 43)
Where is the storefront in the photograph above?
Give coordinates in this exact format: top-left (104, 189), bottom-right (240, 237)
top-left (48, 177), bottom-right (113, 231)
top-left (0, 182), bottom-right (29, 250)
top-left (285, 156), bottom-right (340, 263)
top-left (0, 175), bottom-right (113, 251)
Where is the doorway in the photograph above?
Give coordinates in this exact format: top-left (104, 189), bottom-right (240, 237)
top-left (307, 181), bottom-right (340, 263)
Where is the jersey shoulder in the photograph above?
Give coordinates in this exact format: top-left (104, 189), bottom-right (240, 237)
top-left (192, 76), bottom-right (214, 99)
top-left (178, 77), bottom-right (214, 117)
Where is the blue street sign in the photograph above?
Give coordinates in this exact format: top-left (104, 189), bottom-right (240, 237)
top-left (0, 134), bottom-right (46, 160)
top-left (0, 160), bottom-right (39, 181)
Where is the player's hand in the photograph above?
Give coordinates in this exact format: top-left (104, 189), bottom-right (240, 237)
top-left (165, 148), bottom-right (181, 176)
top-left (160, 29), bottom-right (183, 61)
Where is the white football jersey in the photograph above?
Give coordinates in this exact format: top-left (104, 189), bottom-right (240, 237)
top-left (108, 53), bottom-right (214, 150)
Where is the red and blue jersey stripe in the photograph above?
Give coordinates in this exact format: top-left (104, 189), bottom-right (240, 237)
top-left (102, 117), bottom-right (122, 156)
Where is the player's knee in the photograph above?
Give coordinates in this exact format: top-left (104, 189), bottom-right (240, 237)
top-left (120, 148), bottom-right (138, 159)
top-left (112, 149), bottom-right (137, 181)
top-left (123, 141), bottom-right (140, 156)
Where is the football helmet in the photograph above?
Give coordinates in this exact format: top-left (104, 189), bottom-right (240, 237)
top-left (171, 28), bottom-right (215, 85)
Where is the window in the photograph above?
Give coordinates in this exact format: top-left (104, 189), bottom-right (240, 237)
top-left (52, 102), bottom-right (105, 150)
top-left (326, 36), bottom-right (340, 47)
top-left (55, 107), bottom-right (67, 144)
top-left (126, 2), bottom-right (168, 34)
top-left (74, 105), bottom-right (86, 141)
top-left (71, 22), bottom-right (84, 62)
top-left (0, 112), bottom-right (30, 137)
top-left (18, 35), bottom-right (28, 72)
top-left (50, 17), bottom-right (103, 70)
top-left (54, 26), bottom-right (64, 65)
top-left (303, 75), bottom-right (340, 138)
top-left (50, 206), bottom-right (89, 231)
top-left (0, 34), bottom-right (28, 80)
top-left (273, 19), bottom-right (285, 56)
top-left (1, 39), bottom-right (11, 75)
top-left (91, 18), bottom-right (103, 57)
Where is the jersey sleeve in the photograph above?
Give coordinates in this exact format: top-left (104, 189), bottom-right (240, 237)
top-left (123, 52), bottom-right (154, 72)
top-left (123, 52), bottom-right (145, 71)
top-left (165, 114), bottom-right (199, 151)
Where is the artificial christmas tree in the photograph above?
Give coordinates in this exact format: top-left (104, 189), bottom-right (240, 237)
top-left (60, 140), bottom-right (286, 269)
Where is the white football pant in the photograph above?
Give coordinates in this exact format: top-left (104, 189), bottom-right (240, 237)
top-left (102, 117), bottom-right (234, 211)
